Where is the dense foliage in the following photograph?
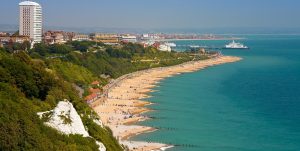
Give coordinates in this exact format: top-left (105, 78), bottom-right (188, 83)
top-left (0, 40), bottom-right (205, 151)
top-left (65, 42), bottom-right (194, 78)
top-left (0, 51), bottom-right (55, 100)
top-left (0, 84), bottom-right (100, 151)
top-left (2, 41), bottom-right (31, 53)
top-left (0, 51), bottom-right (122, 151)
top-left (48, 59), bottom-right (98, 86)
top-left (26, 41), bottom-right (196, 80)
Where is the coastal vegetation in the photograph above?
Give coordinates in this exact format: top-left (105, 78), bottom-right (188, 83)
top-left (0, 50), bottom-right (122, 151)
top-left (0, 41), bottom-right (205, 150)
top-left (29, 41), bottom-right (197, 82)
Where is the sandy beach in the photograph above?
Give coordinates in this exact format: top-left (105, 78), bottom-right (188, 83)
top-left (92, 55), bottom-right (242, 151)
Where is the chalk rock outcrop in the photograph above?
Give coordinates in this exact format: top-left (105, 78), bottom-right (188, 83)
top-left (38, 100), bottom-right (89, 136)
top-left (96, 141), bottom-right (106, 151)
top-left (37, 100), bottom-right (106, 151)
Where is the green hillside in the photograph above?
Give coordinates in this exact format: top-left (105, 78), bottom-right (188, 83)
top-left (0, 41), bottom-right (205, 151)
top-left (0, 51), bottom-right (122, 151)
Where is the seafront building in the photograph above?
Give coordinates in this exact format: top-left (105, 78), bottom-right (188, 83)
top-left (43, 31), bottom-right (65, 44)
top-left (43, 31), bottom-right (76, 44)
top-left (121, 35), bottom-right (137, 43)
top-left (84, 81), bottom-right (102, 104)
top-left (19, 1), bottom-right (42, 44)
top-left (73, 34), bottom-right (90, 41)
top-left (141, 34), bottom-right (161, 41)
top-left (0, 34), bottom-right (30, 44)
top-left (91, 33), bottom-right (120, 44)
top-left (0, 32), bottom-right (8, 36)
top-left (158, 43), bottom-right (172, 52)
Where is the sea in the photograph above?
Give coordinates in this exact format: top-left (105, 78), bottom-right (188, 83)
top-left (132, 35), bottom-right (300, 151)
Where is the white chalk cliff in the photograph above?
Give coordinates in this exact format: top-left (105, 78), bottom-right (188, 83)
top-left (37, 100), bottom-right (106, 151)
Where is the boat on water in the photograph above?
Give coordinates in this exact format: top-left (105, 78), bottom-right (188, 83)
top-left (224, 40), bottom-right (249, 49)
top-left (189, 45), bottom-right (200, 48)
top-left (165, 42), bottom-right (177, 47)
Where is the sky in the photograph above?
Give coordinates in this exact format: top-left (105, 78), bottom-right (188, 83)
top-left (1, 0), bottom-right (300, 32)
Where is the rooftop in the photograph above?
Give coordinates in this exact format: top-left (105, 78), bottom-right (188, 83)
top-left (19, 1), bottom-right (40, 6)
top-left (84, 93), bottom-right (98, 101)
top-left (89, 88), bottom-right (101, 94)
top-left (91, 81), bottom-right (100, 85)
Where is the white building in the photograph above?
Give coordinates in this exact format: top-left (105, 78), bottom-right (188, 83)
top-left (141, 34), bottom-right (161, 41)
top-left (19, 1), bottom-right (42, 44)
top-left (158, 44), bottom-right (172, 52)
top-left (121, 35), bottom-right (137, 43)
top-left (73, 34), bottom-right (91, 41)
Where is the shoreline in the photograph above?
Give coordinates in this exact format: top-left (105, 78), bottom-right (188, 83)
top-left (92, 55), bottom-right (242, 151)
top-left (160, 37), bottom-right (245, 41)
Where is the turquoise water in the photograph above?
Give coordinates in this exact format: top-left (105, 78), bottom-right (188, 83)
top-left (132, 35), bottom-right (300, 151)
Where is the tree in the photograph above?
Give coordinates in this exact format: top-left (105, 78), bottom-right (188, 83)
top-left (49, 44), bottom-right (72, 54)
top-left (21, 41), bottom-right (31, 51)
top-left (13, 43), bottom-right (22, 51)
top-left (32, 43), bottom-right (49, 56)
top-left (12, 30), bottom-right (19, 36)
top-left (69, 41), bottom-right (95, 52)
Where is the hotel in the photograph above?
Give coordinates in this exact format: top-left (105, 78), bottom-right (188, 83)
top-left (19, 1), bottom-right (42, 44)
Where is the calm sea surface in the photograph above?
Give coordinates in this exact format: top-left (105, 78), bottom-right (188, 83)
top-left (132, 35), bottom-right (300, 151)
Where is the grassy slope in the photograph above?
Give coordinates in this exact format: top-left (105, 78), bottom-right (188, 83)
top-left (47, 59), bottom-right (98, 85)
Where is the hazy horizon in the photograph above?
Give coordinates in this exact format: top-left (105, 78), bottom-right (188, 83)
top-left (1, 0), bottom-right (300, 34)
top-left (1, 23), bottom-right (300, 34)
